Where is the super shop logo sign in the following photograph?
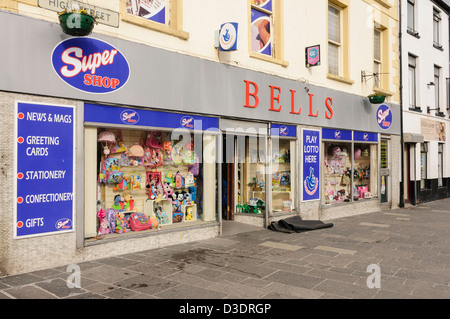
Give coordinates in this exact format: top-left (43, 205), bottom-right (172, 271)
top-left (52, 38), bottom-right (130, 94)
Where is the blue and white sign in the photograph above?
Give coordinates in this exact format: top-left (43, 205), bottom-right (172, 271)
top-left (302, 129), bottom-right (320, 202)
top-left (270, 124), bottom-right (296, 138)
top-left (51, 37), bottom-right (130, 94)
top-left (353, 131), bottom-right (378, 142)
top-left (84, 103), bottom-right (219, 131)
top-left (376, 104), bottom-right (392, 130)
top-left (219, 22), bottom-right (238, 51)
top-left (322, 128), bottom-right (352, 141)
top-left (15, 102), bottom-right (74, 238)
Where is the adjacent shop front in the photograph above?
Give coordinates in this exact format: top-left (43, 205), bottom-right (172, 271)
top-left (0, 11), bottom-right (401, 275)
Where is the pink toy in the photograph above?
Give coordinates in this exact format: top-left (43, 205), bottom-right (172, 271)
top-left (96, 209), bottom-right (110, 235)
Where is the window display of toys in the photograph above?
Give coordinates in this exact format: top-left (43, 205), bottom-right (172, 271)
top-left (97, 129), bottom-right (205, 239)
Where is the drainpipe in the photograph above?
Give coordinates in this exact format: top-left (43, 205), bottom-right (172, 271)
top-left (399, 0), bottom-right (405, 208)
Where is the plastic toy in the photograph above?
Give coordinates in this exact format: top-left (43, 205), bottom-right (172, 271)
top-left (185, 206), bottom-right (194, 221)
top-left (115, 212), bottom-right (130, 233)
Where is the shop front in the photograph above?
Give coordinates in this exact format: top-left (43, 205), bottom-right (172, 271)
top-left (83, 103), bottom-right (220, 243)
top-left (0, 11), bottom-right (401, 275)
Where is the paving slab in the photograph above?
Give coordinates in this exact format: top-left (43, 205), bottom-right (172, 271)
top-left (2, 198), bottom-right (450, 301)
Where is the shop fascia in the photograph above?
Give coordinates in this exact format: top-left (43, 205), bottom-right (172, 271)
top-left (243, 80), bottom-right (334, 120)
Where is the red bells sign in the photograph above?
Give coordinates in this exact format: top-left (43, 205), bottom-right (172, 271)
top-left (243, 80), bottom-right (334, 120)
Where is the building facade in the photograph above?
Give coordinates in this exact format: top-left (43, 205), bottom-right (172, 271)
top-left (0, 0), bottom-right (401, 275)
top-left (400, 0), bottom-right (450, 204)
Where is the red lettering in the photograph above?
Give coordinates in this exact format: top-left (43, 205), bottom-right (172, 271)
top-left (325, 97), bottom-right (333, 119)
top-left (83, 74), bottom-right (92, 85)
top-left (83, 74), bottom-right (120, 89)
top-left (92, 75), bottom-right (102, 87)
top-left (289, 89), bottom-right (301, 114)
top-left (269, 85), bottom-right (282, 112)
top-left (102, 77), bottom-right (111, 88)
top-left (308, 93), bottom-right (318, 117)
top-left (111, 78), bottom-right (120, 89)
top-left (244, 80), bottom-right (259, 108)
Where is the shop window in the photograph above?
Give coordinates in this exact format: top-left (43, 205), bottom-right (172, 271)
top-left (271, 137), bottom-right (296, 213)
top-left (323, 139), bottom-right (378, 205)
top-left (420, 142), bottom-right (428, 189)
top-left (353, 143), bottom-right (378, 201)
top-left (323, 142), bottom-right (352, 204)
top-left (90, 127), bottom-right (216, 239)
top-left (121, 0), bottom-right (189, 40)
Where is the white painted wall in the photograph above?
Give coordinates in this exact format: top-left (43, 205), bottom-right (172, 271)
top-left (18, 0), bottom-right (399, 100)
top-left (401, 0), bottom-right (450, 180)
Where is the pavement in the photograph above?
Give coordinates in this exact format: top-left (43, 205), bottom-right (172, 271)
top-left (1, 198), bottom-right (450, 302)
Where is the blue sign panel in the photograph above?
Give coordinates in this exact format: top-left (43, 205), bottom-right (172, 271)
top-left (376, 104), bottom-right (392, 130)
top-left (15, 102), bottom-right (74, 238)
top-left (302, 129), bottom-right (320, 202)
top-left (84, 103), bottom-right (219, 131)
top-left (353, 131), bottom-right (378, 142)
top-left (270, 124), bottom-right (297, 138)
top-left (322, 128), bottom-right (352, 141)
top-left (52, 37), bottom-right (130, 94)
top-left (219, 22), bottom-right (238, 51)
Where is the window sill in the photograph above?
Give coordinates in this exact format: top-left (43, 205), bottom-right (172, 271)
top-left (408, 107), bottom-right (422, 113)
top-left (249, 52), bottom-right (289, 67)
top-left (326, 73), bottom-right (354, 85)
top-left (373, 0), bottom-right (392, 9)
top-left (121, 14), bottom-right (189, 40)
top-left (407, 29), bottom-right (420, 39)
top-left (433, 43), bottom-right (444, 51)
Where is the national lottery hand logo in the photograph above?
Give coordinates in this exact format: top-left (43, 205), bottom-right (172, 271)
top-left (304, 167), bottom-right (318, 195)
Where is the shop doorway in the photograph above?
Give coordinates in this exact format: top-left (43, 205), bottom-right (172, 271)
top-left (221, 133), bottom-right (267, 222)
top-left (222, 134), bottom-right (235, 220)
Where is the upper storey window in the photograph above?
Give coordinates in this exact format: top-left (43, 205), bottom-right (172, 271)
top-left (121, 0), bottom-right (189, 40)
top-left (125, 0), bottom-right (167, 24)
top-left (249, 0), bottom-right (288, 66)
top-left (250, 0), bottom-right (273, 57)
